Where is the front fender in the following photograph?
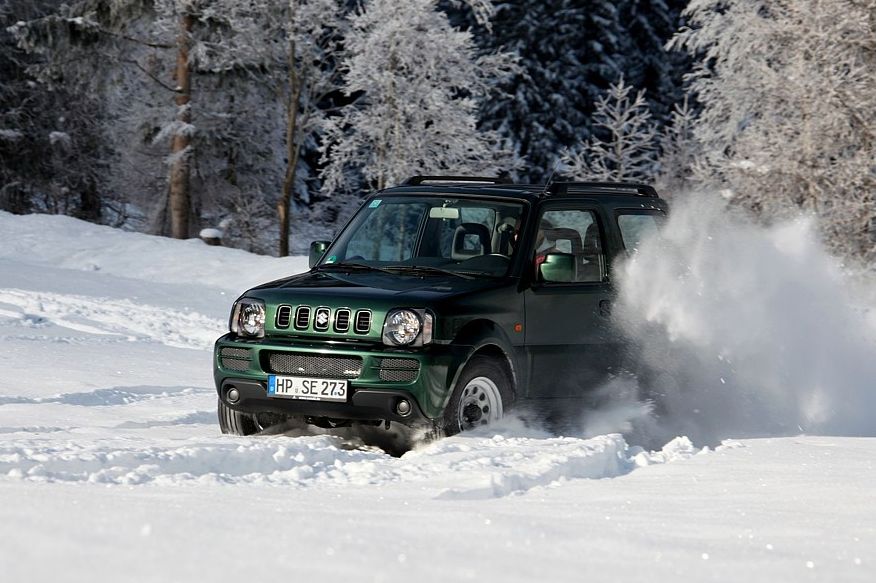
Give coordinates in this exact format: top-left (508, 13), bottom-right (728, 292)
top-left (441, 319), bottom-right (519, 408)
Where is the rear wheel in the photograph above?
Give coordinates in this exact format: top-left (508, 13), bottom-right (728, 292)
top-left (217, 399), bottom-right (259, 435)
top-left (441, 355), bottom-right (513, 436)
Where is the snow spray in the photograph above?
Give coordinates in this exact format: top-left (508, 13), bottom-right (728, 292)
top-left (609, 194), bottom-right (876, 445)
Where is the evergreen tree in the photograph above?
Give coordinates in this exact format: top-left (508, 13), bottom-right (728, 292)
top-left (562, 78), bottom-right (657, 182)
top-left (0, 0), bottom-right (107, 220)
top-left (654, 92), bottom-right (697, 195)
top-left (478, 0), bottom-right (625, 182)
top-left (617, 0), bottom-right (690, 123)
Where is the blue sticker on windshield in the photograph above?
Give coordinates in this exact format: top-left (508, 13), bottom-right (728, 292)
top-left (369, 199), bottom-right (382, 208)
top-left (325, 255), bottom-right (337, 264)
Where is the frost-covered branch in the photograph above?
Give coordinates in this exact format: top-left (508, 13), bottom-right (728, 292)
top-left (320, 0), bottom-right (518, 193)
top-left (562, 78), bottom-right (657, 182)
top-left (672, 0), bottom-right (876, 259)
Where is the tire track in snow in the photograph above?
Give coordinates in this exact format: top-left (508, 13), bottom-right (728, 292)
top-left (0, 289), bottom-right (222, 349)
top-left (0, 385), bottom-right (212, 407)
top-left (114, 410), bottom-right (217, 429)
top-left (0, 432), bottom-right (730, 497)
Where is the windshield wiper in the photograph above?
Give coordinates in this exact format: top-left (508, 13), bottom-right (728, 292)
top-left (315, 262), bottom-right (396, 275)
top-left (384, 265), bottom-right (475, 280)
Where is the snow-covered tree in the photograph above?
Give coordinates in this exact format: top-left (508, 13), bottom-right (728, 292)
top-left (12, 0), bottom-right (289, 239)
top-left (617, 0), bottom-right (690, 123)
top-left (671, 0), bottom-right (876, 259)
top-left (0, 0), bottom-right (108, 220)
top-left (276, 0), bottom-right (347, 256)
top-left (471, 0), bottom-right (625, 182)
top-left (320, 0), bottom-right (518, 192)
top-left (562, 78), bottom-right (657, 182)
top-left (655, 92), bottom-right (697, 195)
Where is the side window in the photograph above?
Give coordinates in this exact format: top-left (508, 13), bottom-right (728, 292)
top-left (536, 209), bottom-right (605, 283)
top-left (617, 213), bottom-right (662, 252)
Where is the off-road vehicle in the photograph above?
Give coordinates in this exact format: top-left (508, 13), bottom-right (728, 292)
top-left (214, 177), bottom-right (667, 440)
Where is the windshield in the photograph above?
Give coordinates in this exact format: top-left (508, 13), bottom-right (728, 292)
top-left (318, 196), bottom-right (526, 277)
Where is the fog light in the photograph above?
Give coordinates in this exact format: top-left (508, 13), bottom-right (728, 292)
top-left (395, 399), bottom-right (412, 416)
top-left (227, 387), bottom-right (240, 404)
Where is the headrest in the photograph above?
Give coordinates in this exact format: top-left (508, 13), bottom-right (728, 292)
top-left (452, 222), bottom-right (491, 260)
top-left (583, 223), bottom-right (602, 253)
top-left (547, 227), bottom-right (583, 254)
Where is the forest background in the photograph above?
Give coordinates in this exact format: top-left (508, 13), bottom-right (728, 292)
top-left (1, 0), bottom-right (874, 261)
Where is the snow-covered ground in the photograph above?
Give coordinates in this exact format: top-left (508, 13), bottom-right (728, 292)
top-left (0, 210), bottom-right (874, 582)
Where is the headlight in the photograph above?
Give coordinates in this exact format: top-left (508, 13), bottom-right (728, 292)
top-left (230, 298), bottom-right (265, 338)
top-left (382, 309), bottom-right (433, 346)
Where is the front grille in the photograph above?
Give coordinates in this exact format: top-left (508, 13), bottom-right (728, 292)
top-left (354, 310), bottom-right (372, 334)
top-left (377, 358), bottom-right (420, 382)
top-left (334, 309), bottom-right (351, 332)
top-left (294, 306), bottom-right (311, 330)
top-left (276, 305), bottom-right (292, 328)
top-left (265, 352), bottom-right (362, 379)
top-left (220, 347), bottom-right (251, 372)
top-left (313, 307), bottom-right (331, 331)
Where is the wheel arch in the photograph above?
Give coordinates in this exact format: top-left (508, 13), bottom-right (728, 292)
top-left (443, 319), bottom-right (518, 409)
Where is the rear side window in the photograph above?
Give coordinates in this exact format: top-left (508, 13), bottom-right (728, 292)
top-left (536, 208), bottom-right (605, 283)
top-left (617, 213), bottom-right (662, 252)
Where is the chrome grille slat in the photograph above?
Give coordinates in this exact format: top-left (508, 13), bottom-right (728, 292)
top-left (276, 305), bottom-right (292, 328)
top-left (266, 352), bottom-right (362, 379)
top-left (334, 309), bottom-right (351, 333)
top-left (354, 310), bottom-right (372, 334)
top-left (294, 306), bottom-right (311, 330)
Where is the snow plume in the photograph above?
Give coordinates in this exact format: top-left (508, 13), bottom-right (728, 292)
top-left (614, 194), bottom-right (876, 443)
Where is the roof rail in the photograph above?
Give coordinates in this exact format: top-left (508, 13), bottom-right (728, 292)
top-left (547, 181), bottom-right (659, 198)
top-left (400, 175), bottom-right (513, 186)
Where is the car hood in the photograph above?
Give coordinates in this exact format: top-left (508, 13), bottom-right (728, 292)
top-left (246, 270), bottom-right (508, 305)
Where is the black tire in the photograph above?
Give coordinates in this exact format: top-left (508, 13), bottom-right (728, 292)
top-left (217, 398), bottom-right (259, 435)
top-left (441, 355), bottom-right (514, 436)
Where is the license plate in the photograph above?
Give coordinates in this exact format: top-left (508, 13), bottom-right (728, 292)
top-left (267, 375), bottom-right (348, 402)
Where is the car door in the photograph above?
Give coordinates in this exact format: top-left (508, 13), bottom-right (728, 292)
top-left (523, 202), bottom-right (621, 400)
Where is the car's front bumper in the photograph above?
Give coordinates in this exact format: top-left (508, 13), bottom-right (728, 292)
top-left (213, 333), bottom-right (465, 424)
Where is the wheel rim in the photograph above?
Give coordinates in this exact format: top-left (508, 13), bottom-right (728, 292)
top-left (457, 376), bottom-right (503, 431)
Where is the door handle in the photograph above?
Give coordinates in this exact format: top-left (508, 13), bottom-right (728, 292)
top-left (599, 299), bottom-right (612, 317)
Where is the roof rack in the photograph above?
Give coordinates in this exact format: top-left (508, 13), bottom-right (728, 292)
top-left (547, 181), bottom-right (659, 198)
top-left (401, 175), bottom-right (513, 186)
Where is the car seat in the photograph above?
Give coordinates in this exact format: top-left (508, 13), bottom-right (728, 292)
top-left (579, 223), bottom-right (604, 282)
top-left (452, 223), bottom-right (492, 261)
top-left (494, 218), bottom-right (517, 255)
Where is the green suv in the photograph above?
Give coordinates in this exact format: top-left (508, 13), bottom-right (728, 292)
top-left (214, 177), bottom-right (667, 440)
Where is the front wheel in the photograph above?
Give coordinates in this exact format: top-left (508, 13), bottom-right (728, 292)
top-left (441, 356), bottom-right (513, 436)
top-left (217, 398), bottom-right (259, 435)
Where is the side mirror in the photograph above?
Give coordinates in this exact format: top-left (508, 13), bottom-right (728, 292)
top-left (538, 253), bottom-right (574, 283)
top-left (309, 240), bottom-right (331, 268)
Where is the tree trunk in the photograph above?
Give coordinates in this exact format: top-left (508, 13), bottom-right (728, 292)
top-left (867, 1), bottom-right (876, 249)
top-left (278, 37), bottom-right (302, 257)
top-left (77, 177), bottom-right (101, 221)
top-left (169, 12), bottom-right (194, 239)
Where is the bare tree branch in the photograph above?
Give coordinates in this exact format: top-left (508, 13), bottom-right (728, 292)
top-left (122, 59), bottom-right (180, 94)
